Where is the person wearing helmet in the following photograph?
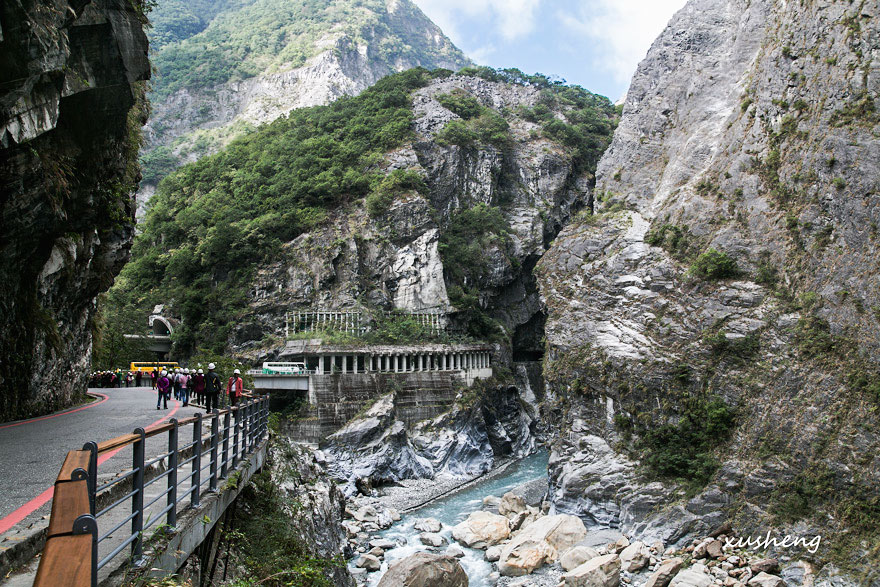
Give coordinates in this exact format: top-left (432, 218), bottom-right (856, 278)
top-left (185, 368), bottom-right (196, 407)
top-left (178, 368), bottom-right (190, 406)
top-left (171, 368), bottom-right (182, 401)
top-left (205, 363), bottom-right (221, 412)
top-left (156, 369), bottom-right (171, 410)
top-left (227, 368), bottom-right (244, 406)
top-left (193, 368), bottom-right (206, 406)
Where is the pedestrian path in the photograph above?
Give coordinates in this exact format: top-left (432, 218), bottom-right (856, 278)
top-left (0, 387), bottom-right (183, 535)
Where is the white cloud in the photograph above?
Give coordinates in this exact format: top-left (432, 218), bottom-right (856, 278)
top-left (558, 0), bottom-right (688, 85)
top-left (414, 0), bottom-right (542, 43)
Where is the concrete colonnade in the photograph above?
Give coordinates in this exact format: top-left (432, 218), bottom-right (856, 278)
top-left (314, 350), bottom-right (491, 375)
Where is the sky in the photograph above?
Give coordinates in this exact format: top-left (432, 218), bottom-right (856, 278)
top-left (412, 0), bottom-right (688, 102)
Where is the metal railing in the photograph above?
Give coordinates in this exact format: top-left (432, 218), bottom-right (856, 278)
top-left (34, 393), bottom-right (270, 587)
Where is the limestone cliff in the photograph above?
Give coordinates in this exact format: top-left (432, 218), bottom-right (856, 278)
top-left (538, 0), bottom-right (880, 578)
top-left (138, 0), bottom-right (471, 214)
top-left (0, 0), bottom-right (150, 420)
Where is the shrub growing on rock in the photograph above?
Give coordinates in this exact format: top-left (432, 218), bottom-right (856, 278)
top-left (690, 248), bottom-right (740, 280)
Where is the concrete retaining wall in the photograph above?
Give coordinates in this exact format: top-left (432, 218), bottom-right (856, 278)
top-left (279, 371), bottom-right (472, 442)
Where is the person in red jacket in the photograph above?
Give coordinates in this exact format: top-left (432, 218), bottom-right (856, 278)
top-left (192, 368), bottom-right (206, 406)
top-left (227, 368), bottom-right (244, 407)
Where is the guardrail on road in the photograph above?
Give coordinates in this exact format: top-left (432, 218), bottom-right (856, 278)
top-left (34, 393), bottom-right (270, 587)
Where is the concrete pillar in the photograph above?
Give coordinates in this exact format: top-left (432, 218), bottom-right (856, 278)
top-left (419, 354), bottom-right (425, 371)
top-left (394, 354), bottom-right (399, 373)
top-left (341, 355), bottom-right (347, 374)
top-left (318, 355), bottom-right (324, 374)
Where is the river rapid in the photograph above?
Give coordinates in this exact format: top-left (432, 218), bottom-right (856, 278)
top-left (359, 450), bottom-right (549, 586)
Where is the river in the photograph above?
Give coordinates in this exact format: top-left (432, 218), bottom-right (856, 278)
top-left (361, 449), bottom-right (550, 586)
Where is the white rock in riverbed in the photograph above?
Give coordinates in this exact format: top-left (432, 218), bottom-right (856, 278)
top-left (413, 517), bottom-right (442, 533)
top-left (619, 540), bottom-right (651, 572)
top-left (563, 553), bottom-right (621, 587)
top-left (497, 514), bottom-right (587, 576)
top-left (560, 545), bottom-right (599, 571)
top-left (452, 511), bottom-right (510, 549)
top-left (419, 532), bottom-right (447, 547)
top-left (486, 545), bottom-right (502, 562)
top-left (356, 554), bottom-right (381, 571)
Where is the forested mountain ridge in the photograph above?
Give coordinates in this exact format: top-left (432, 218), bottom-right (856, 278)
top-left (100, 67), bottom-right (617, 362)
top-left (138, 0), bottom-right (471, 212)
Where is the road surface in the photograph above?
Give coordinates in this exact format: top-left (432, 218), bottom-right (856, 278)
top-left (0, 386), bottom-right (188, 534)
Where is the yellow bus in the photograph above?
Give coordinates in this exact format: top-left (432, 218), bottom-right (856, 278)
top-left (130, 361), bottom-right (179, 373)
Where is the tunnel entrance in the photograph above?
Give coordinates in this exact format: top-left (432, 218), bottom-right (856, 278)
top-left (512, 310), bottom-right (546, 363)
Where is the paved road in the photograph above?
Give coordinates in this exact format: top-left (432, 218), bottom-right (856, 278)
top-left (0, 386), bottom-right (188, 533)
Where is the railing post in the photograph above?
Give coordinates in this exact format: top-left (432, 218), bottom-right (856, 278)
top-left (167, 418), bottom-right (178, 528)
top-left (82, 441), bottom-right (98, 515)
top-left (242, 401), bottom-right (250, 454)
top-left (192, 413), bottom-right (202, 508)
top-left (248, 399), bottom-right (256, 451)
top-left (209, 410), bottom-right (219, 491)
top-left (232, 407), bottom-right (240, 469)
top-left (259, 397), bottom-right (267, 442)
top-left (131, 427), bottom-right (146, 561)
top-left (72, 514), bottom-right (99, 587)
top-left (221, 412), bottom-right (230, 478)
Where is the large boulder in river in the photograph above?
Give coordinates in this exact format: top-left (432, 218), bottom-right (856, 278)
top-left (451, 511), bottom-right (510, 549)
top-left (498, 491), bottom-right (527, 518)
top-left (563, 553), bottom-right (620, 587)
top-left (377, 552), bottom-right (468, 587)
top-left (497, 514), bottom-right (587, 576)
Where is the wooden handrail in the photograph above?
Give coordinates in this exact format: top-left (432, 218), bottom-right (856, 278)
top-left (35, 391), bottom-right (265, 587)
top-left (57, 450), bottom-right (91, 483)
top-left (47, 480), bottom-right (90, 538)
top-left (35, 534), bottom-right (92, 586)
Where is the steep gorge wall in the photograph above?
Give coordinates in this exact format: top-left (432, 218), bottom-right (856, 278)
top-left (539, 0), bottom-right (880, 577)
top-left (0, 0), bottom-right (150, 420)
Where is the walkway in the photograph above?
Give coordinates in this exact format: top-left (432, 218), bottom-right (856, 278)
top-left (0, 386), bottom-right (182, 535)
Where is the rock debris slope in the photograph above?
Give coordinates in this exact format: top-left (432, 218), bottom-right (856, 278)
top-left (538, 0), bottom-right (880, 578)
top-left (0, 0), bottom-right (150, 420)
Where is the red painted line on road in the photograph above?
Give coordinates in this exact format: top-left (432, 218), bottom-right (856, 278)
top-left (0, 393), bottom-right (182, 535)
top-left (0, 392), bottom-right (109, 430)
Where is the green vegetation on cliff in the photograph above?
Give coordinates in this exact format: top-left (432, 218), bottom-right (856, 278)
top-left (101, 66), bottom-right (617, 358)
top-left (110, 68), bottom-right (442, 354)
top-left (148, 0), bottom-right (469, 99)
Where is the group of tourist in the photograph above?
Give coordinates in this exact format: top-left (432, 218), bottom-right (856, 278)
top-left (88, 365), bottom-right (248, 413)
top-left (153, 365), bottom-right (245, 411)
top-left (88, 370), bottom-right (142, 388)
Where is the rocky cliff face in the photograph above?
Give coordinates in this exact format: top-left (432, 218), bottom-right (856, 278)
top-left (0, 0), bottom-right (150, 420)
top-left (538, 0), bottom-right (880, 578)
top-left (241, 73), bottom-right (605, 355)
top-left (139, 0), bottom-right (470, 214)
top-left (323, 380), bottom-right (538, 496)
